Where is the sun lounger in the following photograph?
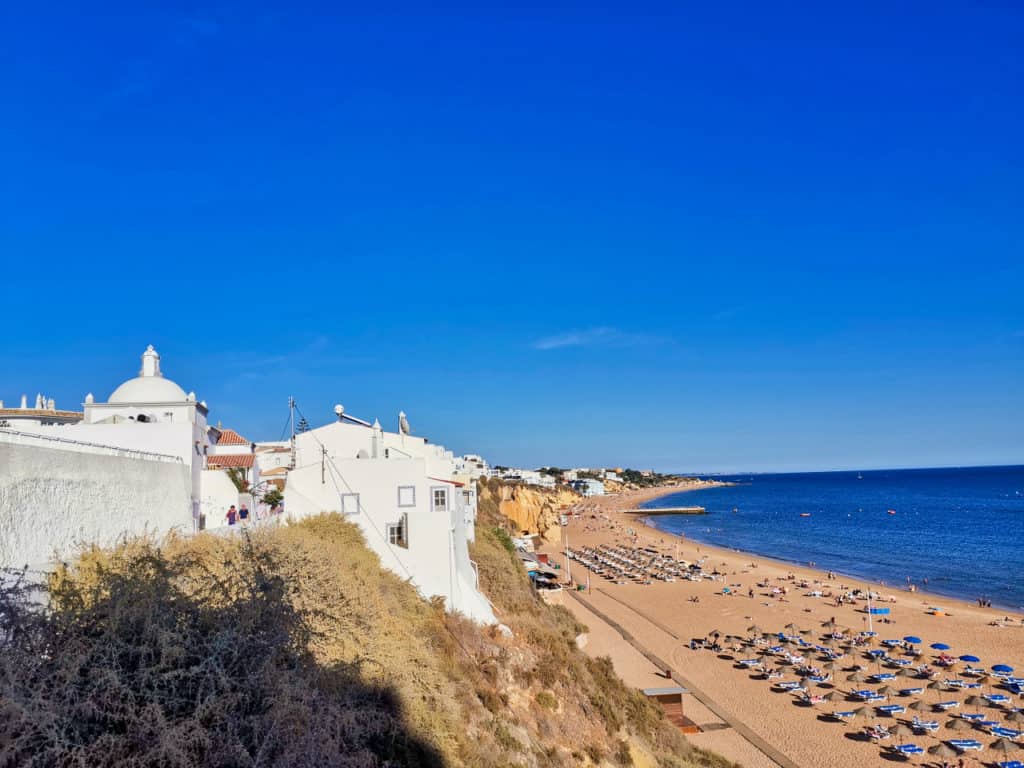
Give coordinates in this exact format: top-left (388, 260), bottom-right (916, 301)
top-left (991, 726), bottom-right (1024, 739)
top-left (872, 673), bottom-right (896, 681)
top-left (947, 739), bottom-right (983, 751)
top-left (891, 744), bottom-right (923, 755)
top-left (808, 675), bottom-right (830, 684)
top-left (911, 717), bottom-right (938, 732)
top-left (868, 649), bottom-right (886, 657)
top-left (864, 726), bottom-right (891, 740)
top-left (864, 694), bottom-right (886, 703)
top-left (777, 681), bottom-right (803, 690)
top-left (935, 700), bottom-right (960, 710)
top-left (832, 710), bottom-right (855, 720)
top-left (899, 687), bottom-right (924, 696)
top-left (944, 679), bottom-right (965, 688)
top-left (852, 689), bottom-right (875, 699)
top-left (738, 658), bottom-right (762, 667)
top-left (964, 665), bottom-right (985, 676)
top-left (960, 713), bottom-right (983, 721)
top-left (997, 761), bottom-right (1023, 768)
top-left (984, 693), bottom-right (1010, 703)
top-left (876, 704), bottom-right (905, 714)
top-left (979, 719), bottom-right (999, 728)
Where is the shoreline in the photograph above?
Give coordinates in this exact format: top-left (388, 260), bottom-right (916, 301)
top-left (634, 484), bottom-right (1024, 614)
top-left (544, 482), bottom-right (1024, 768)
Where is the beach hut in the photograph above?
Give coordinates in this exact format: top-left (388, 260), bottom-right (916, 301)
top-left (642, 686), bottom-right (698, 734)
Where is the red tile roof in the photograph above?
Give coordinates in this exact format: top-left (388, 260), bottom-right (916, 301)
top-left (215, 428), bottom-right (251, 446)
top-left (207, 454), bottom-right (255, 468)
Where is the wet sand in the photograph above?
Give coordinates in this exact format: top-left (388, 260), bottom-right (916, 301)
top-left (545, 485), bottom-right (1024, 768)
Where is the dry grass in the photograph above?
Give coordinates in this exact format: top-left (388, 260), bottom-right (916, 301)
top-left (0, 485), bottom-right (738, 768)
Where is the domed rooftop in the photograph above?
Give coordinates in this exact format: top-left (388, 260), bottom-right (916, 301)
top-left (108, 345), bottom-right (189, 404)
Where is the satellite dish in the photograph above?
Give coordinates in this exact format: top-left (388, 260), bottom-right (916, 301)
top-left (334, 404), bottom-right (344, 421)
top-left (398, 410), bottom-right (411, 435)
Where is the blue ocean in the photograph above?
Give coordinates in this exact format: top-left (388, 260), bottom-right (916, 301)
top-left (642, 465), bottom-right (1024, 610)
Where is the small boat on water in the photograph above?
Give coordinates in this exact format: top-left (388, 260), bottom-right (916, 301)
top-left (799, 512), bottom-right (811, 517)
top-left (887, 509), bottom-right (896, 515)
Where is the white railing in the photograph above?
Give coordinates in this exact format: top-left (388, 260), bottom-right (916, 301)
top-left (0, 428), bottom-right (183, 464)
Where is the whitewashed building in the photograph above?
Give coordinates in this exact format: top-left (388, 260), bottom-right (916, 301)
top-left (283, 413), bottom-right (495, 624)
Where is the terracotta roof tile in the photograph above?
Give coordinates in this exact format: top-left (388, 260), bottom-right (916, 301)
top-left (215, 428), bottom-right (250, 445)
top-left (207, 454), bottom-right (255, 468)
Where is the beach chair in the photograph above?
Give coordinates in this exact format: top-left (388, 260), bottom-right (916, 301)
top-left (996, 761), bottom-right (1024, 768)
top-left (992, 726), bottom-right (1024, 739)
top-left (911, 716), bottom-right (938, 732)
top-left (832, 710), bottom-right (855, 721)
top-left (876, 704), bottom-right (905, 715)
top-left (891, 744), bottom-right (923, 756)
top-left (964, 665), bottom-right (985, 676)
top-left (960, 713), bottom-right (983, 721)
top-left (738, 658), bottom-right (761, 667)
top-left (984, 693), bottom-right (1010, 704)
top-left (943, 678), bottom-right (965, 688)
top-left (777, 681), bottom-right (802, 690)
top-left (864, 725), bottom-right (891, 740)
top-left (899, 687), bottom-right (923, 696)
top-left (864, 694), bottom-right (886, 703)
top-left (947, 739), bottom-right (983, 751)
top-left (935, 700), bottom-right (960, 710)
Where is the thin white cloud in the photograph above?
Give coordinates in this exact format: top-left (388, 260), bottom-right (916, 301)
top-left (532, 327), bottom-right (664, 351)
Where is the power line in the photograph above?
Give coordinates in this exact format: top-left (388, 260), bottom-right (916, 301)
top-left (289, 402), bottom-right (481, 662)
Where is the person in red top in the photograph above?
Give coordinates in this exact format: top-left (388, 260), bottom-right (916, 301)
top-left (225, 506), bottom-right (238, 526)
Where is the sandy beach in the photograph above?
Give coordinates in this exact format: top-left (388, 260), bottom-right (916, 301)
top-left (543, 484), bottom-right (1024, 768)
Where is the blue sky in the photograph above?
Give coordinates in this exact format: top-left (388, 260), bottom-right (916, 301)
top-left (1, 2), bottom-right (1021, 473)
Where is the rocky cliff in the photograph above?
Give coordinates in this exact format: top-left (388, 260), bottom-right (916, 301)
top-left (490, 481), bottom-right (578, 543)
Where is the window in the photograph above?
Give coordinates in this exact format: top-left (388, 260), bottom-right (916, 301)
top-left (397, 485), bottom-right (416, 507)
top-left (431, 486), bottom-right (448, 513)
top-left (341, 493), bottom-right (360, 515)
top-left (388, 513), bottom-right (408, 548)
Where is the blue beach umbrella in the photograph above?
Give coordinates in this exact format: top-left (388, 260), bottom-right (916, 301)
top-left (959, 655), bottom-right (980, 663)
top-left (903, 636), bottom-right (922, 645)
top-left (993, 664), bottom-right (1014, 673)
top-left (930, 643), bottom-right (951, 651)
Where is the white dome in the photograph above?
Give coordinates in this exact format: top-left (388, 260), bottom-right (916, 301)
top-left (108, 376), bottom-right (187, 404)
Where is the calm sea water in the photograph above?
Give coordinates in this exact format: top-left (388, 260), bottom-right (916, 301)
top-left (642, 465), bottom-right (1024, 610)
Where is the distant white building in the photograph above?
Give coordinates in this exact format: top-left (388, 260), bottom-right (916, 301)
top-left (570, 478), bottom-right (605, 496)
top-left (0, 394), bottom-right (82, 428)
top-left (494, 467), bottom-right (556, 489)
top-left (283, 412), bottom-right (495, 624)
top-left (455, 453), bottom-right (490, 481)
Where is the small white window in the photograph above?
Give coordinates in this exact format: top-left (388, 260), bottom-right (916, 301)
top-left (431, 486), bottom-right (448, 513)
top-left (388, 513), bottom-right (408, 548)
top-left (341, 493), bottom-right (360, 515)
top-left (397, 485), bottom-right (416, 507)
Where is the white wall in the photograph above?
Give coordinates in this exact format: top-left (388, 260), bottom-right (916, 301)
top-left (199, 469), bottom-right (240, 529)
top-left (285, 424), bottom-right (494, 624)
top-left (0, 439), bottom-right (191, 569)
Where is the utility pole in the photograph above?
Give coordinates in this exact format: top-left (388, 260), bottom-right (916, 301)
top-left (563, 524), bottom-right (572, 586)
top-left (288, 396), bottom-right (296, 469)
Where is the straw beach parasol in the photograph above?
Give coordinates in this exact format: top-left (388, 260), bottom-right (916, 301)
top-left (991, 737), bottom-right (1022, 756)
top-left (889, 722), bottom-right (913, 745)
top-left (945, 717), bottom-right (972, 732)
top-left (963, 694), bottom-right (983, 713)
top-left (847, 671), bottom-right (867, 683)
top-left (907, 699), bottom-right (926, 711)
top-left (928, 743), bottom-right (957, 759)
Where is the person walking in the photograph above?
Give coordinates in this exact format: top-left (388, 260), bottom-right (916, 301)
top-left (238, 504), bottom-right (250, 526)
top-left (225, 505), bottom-right (238, 526)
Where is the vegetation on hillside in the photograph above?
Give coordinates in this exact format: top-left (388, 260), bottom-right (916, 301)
top-left (0, 485), bottom-right (735, 768)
